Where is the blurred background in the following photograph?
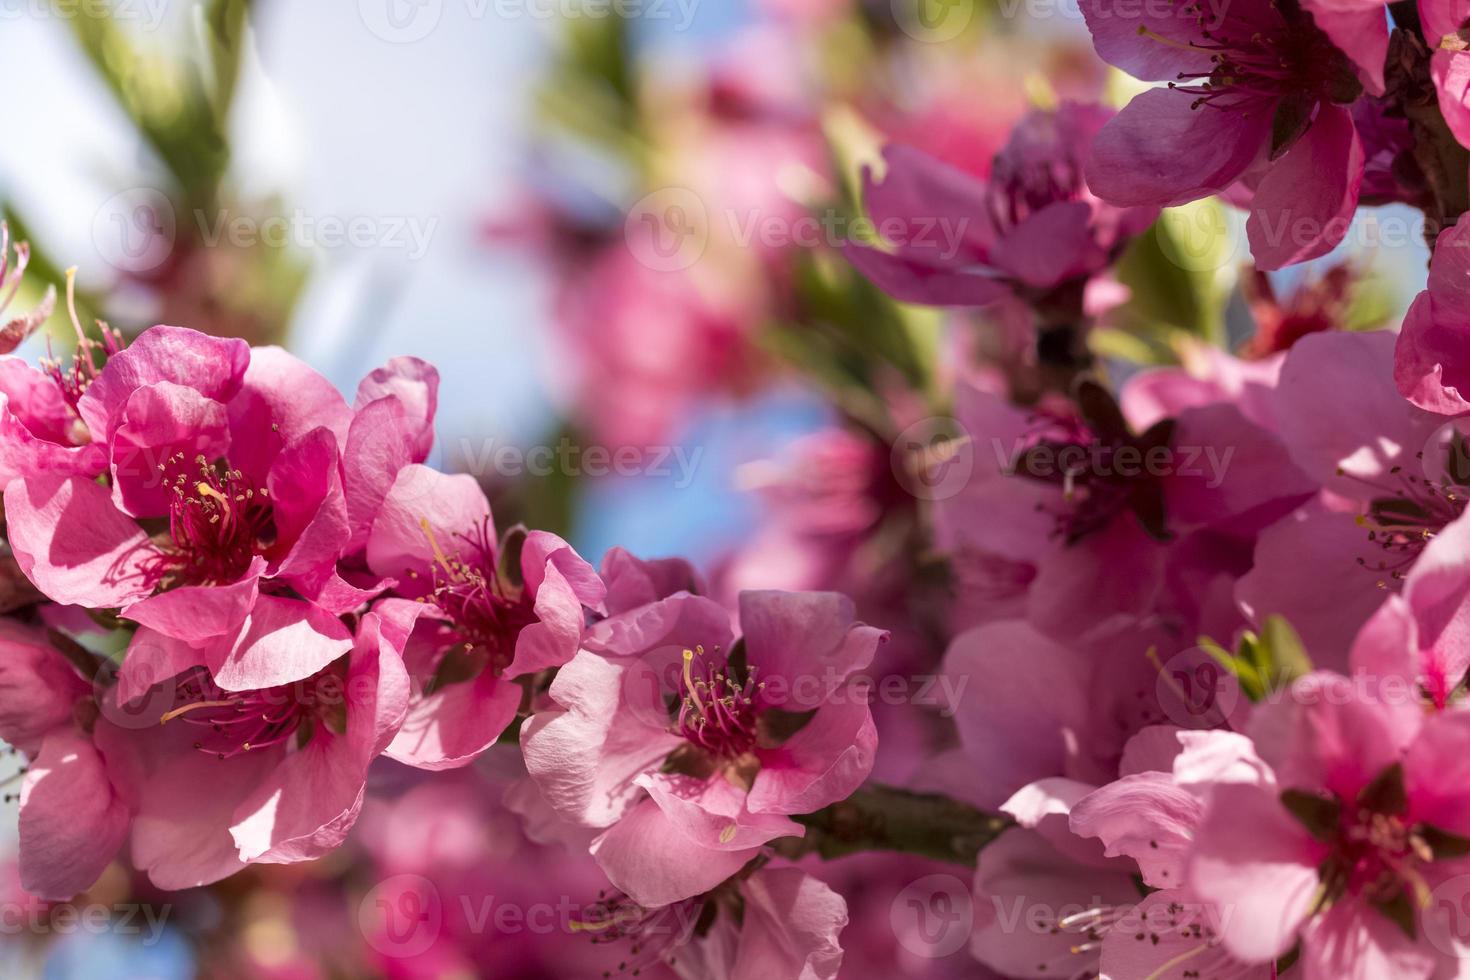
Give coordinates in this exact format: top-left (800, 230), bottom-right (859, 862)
top-left (0, 0), bottom-right (1437, 976)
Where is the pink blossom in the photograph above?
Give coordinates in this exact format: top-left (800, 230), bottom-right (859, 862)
top-left (0, 619), bottom-right (128, 899)
top-left (362, 463), bottom-right (605, 769)
top-left (522, 589), bottom-right (885, 906)
top-left (95, 607), bottom-right (408, 890)
top-left (2, 326), bottom-right (390, 689)
top-left (1189, 671), bottom-right (1470, 977)
top-left (844, 102), bottom-right (1157, 308)
top-left (1420, 0), bottom-right (1470, 152)
top-left (1238, 330), bottom-right (1447, 663)
top-left (1082, 0), bottom-right (1367, 268)
top-left (1398, 212), bottom-right (1470, 413)
top-left (938, 378), bottom-right (1312, 639)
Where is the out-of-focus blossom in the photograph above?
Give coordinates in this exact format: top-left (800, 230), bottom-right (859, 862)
top-left (845, 102), bottom-right (1157, 309)
top-left (1398, 212), bottom-right (1470, 413)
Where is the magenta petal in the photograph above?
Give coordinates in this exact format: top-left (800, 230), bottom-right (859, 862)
top-left (115, 628), bottom-right (210, 706)
top-left (226, 346), bottom-right (352, 481)
top-left (1070, 772), bottom-right (1202, 889)
top-left (1248, 672), bottom-right (1416, 799)
top-left (99, 717), bottom-right (279, 890)
top-left (0, 620), bottom-right (90, 755)
top-left (840, 242), bottom-right (1011, 307)
top-left (353, 355), bottom-right (439, 461)
top-left (1088, 88), bottom-right (1268, 207)
top-left (582, 592), bottom-right (735, 661)
top-left (943, 621), bottom-right (1089, 808)
top-left (507, 561), bottom-right (588, 677)
top-left (231, 612), bottom-right (408, 863)
top-left (18, 729), bottom-right (129, 900)
top-left (1246, 103), bottom-right (1363, 269)
top-left (1188, 782), bottom-right (1323, 962)
top-left (343, 396), bottom-right (421, 550)
top-left (1101, 888), bottom-right (1272, 980)
top-left (729, 869), bottom-right (847, 980)
top-left (590, 797), bottom-right (761, 907)
top-left (1307, 5), bottom-right (1388, 95)
top-left (4, 474), bottom-right (157, 607)
top-left (77, 325), bottom-right (249, 444)
top-left (600, 546), bottom-right (705, 613)
top-left (739, 590), bottom-right (886, 709)
top-left (747, 698), bottom-right (876, 815)
top-left (521, 530), bottom-right (606, 611)
top-left (386, 672), bottom-right (521, 771)
top-left (1238, 500), bottom-right (1388, 670)
top-left (639, 771), bottom-right (802, 849)
top-left (365, 465), bottom-right (490, 583)
top-left (269, 428), bottom-right (351, 598)
top-left (121, 556), bottom-right (265, 645)
top-left (990, 201), bottom-right (1100, 288)
top-left (521, 651), bottom-right (683, 826)
top-left (208, 595), bottom-right (354, 691)
top-left (110, 381), bottom-right (230, 517)
top-left (1433, 50), bottom-right (1470, 150)
top-left (1080, 0), bottom-right (1219, 80)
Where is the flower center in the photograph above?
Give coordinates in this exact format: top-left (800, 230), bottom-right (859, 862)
top-left (572, 888), bottom-right (708, 977)
top-left (418, 518), bottom-right (536, 675)
top-left (674, 646), bottom-right (760, 761)
top-left (1139, 1), bottom-right (1357, 113)
top-left (1344, 464), bottom-right (1466, 588)
top-left (143, 454), bottom-right (274, 589)
top-left (160, 664), bottom-right (344, 760)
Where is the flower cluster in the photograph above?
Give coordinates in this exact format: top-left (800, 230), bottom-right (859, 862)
top-left (0, 300), bottom-right (875, 976)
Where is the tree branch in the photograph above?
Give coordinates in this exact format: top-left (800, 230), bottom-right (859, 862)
top-left (781, 784), bottom-right (1013, 866)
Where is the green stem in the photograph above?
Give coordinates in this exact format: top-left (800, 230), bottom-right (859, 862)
top-left (782, 784), bottom-right (1013, 866)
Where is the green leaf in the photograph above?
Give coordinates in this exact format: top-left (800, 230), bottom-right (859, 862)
top-left (1280, 790), bottom-right (1341, 842)
top-left (1260, 615), bottom-right (1313, 690)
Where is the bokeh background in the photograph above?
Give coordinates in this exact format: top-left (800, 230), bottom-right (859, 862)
top-left (0, 0), bottom-right (1439, 976)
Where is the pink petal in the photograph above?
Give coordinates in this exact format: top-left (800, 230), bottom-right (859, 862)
top-left (1188, 782), bottom-right (1324, 962)
top-left (208, 595), bottom-right (354, 692)
top-left (1070, 772), bottom-right (1202, 889)
top-left (76, 325), bottom-right (248, 444)
top-left (730, 869), bottom-right (847, 980)
top-left (590, 797), bottom-right (760, 907)
top-left (18, 729), bottom-right (129, 900)
top-left (1088, 88), bottom-right (1268, 207)
top-left (1246, 103), bottom-right (1364, 270)
top-left (0, 620), bottom-right (90, 755)
top-left (4, 474), bottom-right (157, 607)
top-left (739, 590), bottom-right (887, 710)
top-left (747, 697), bottom-right (876, 815)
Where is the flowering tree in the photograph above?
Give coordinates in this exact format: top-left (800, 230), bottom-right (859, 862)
top-left (10, 0), bottom-right (1470, 978)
